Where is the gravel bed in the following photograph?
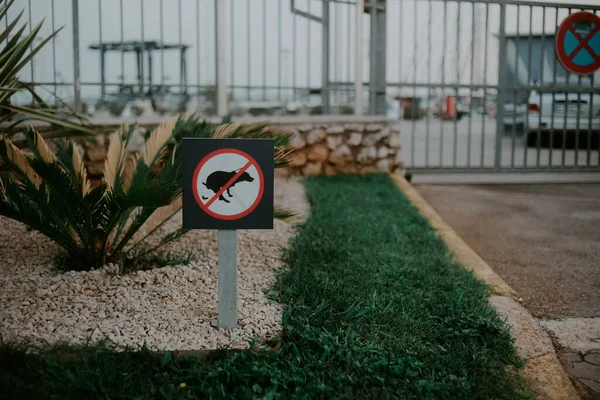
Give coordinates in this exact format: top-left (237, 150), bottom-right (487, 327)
top-left (0, 178), bottom-right (309, 351)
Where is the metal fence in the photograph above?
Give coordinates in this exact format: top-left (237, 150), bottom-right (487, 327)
top-left (5, 0), bottom-right (600, 172)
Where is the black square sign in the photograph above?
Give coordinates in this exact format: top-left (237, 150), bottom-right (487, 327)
top-left (183, 138), bottom-right (274, 230)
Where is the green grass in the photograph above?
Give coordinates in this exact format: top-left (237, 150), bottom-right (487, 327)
top-left (0, 174), bottom-right (529, 399)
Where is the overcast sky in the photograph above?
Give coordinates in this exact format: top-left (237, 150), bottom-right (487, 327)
top-left (9, 0), bottom-right (600, 102)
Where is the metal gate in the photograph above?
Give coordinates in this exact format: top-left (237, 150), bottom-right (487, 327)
top-left (5, 0), bottom-right (600, 172)
top-left (386, 0), bottom-right (600, 172)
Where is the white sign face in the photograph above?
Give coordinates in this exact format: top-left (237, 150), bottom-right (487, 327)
top-left (192, 149), bottom-right (264, 220)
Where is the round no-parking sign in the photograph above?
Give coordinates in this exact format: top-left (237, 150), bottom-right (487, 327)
top-left (192, 148), bottom-right (265, 220)
top-left (182, 139), bottom-right (274, 230)
top-left (556, 12), bottom-right (600, 75)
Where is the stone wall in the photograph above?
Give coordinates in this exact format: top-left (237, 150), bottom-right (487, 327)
top-left (75, 116), bottom-right (402, 180)
top-left (272, 116), bottom-right (402, 176)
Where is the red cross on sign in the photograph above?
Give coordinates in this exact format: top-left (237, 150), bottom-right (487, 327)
top-left (555, 12), bottom-right (600, 76)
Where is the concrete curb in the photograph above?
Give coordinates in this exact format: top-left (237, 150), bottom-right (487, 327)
top-left (390, 174), bottom-right (580, 400)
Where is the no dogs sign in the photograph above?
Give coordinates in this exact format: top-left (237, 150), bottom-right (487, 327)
top-left (183, 139), bottom-right (274, 230)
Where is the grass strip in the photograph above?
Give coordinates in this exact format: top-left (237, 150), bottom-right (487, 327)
top-left (0, 174), bottom-right (529, 399)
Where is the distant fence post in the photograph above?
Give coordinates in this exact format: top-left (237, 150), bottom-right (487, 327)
top-left (216, 0), bottom-right (228, 117)
top-left (495, 1), bottom-right (507, 169)
top-left (72, 0), bottom-right (81, 113)
top-left (355, 0), bottom-right (364, 115)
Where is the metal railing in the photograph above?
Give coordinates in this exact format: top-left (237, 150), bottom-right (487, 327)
top-left (5, 0), bottom-right (600, 172)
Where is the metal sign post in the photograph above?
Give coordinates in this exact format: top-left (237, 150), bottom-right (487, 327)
top-left (183, 139), bottom-right (274, 330)
top-left (218, 230), bottom-right (237, 329)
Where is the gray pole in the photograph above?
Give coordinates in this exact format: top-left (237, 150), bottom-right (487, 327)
top-left (494, 2), bottom-right (507, 169)
top-left (71, 0), bottom-right (81, 113)
top-left (322, 0), bottom-right (330, 114)
top-left (218, 230), bottom-right (237, 329)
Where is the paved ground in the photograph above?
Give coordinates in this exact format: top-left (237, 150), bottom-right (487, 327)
top-left (400, 117), bottom-right (600, 169)
top-left (416, 183), bottom-right (600, 398)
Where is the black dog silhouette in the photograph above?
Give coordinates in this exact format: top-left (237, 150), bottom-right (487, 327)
top-left (202, 170), bottom-right (254, 203)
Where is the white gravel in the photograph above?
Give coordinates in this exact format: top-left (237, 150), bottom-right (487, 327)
top-left (0, 178), bottom-right (309, 351)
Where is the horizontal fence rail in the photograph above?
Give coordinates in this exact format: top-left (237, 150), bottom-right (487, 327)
top-left (4, 0), bottom-right (600, 172)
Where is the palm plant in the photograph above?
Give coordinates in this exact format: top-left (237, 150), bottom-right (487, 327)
top-left (0, 0), bottom-right (95, 139)
top-left (0, 113), bottom-right (292, 272)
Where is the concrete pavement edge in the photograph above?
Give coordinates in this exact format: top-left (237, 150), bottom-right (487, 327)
top-left (390, 173), bottom-right (580, 400)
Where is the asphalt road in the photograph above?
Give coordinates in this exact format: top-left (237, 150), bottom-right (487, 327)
top-left (416, 183), bottom-right (600, 318)
top-left (400, 116), bottom-right (600, 169)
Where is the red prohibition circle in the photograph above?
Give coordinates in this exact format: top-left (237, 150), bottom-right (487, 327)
top-left (192, 148), bottom-right (265, 221)
top-left (555, 12), bottom-right (600, 75)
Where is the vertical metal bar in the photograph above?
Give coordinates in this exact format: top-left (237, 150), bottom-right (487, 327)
top-left (439, 0), bottom-right (447, 167)
top-left (322, 0), bottom-right (330, 113)
top-left (140, 0), bottom-right (145, 95)
top-left (562, 9), bottom-right (570, 167)
top-left (72, 0), bottom-right (81, 112)
top-left (398, 0), bottom-right (402, 86)
top-left (575, 75), bottom-right (582, 167)
top-left (196, 0), bottom-right (201, 98)
top-left (587, 74), bottom-right (594, 167)
top-left (307, 0), bottom-right (311, 93)
top-left (347, 3), bottom-right (351, 106)
top-left (278, 0), bottom-right (282, 102)
top-left (468, 1), bottom-right (475, 168)
top-left (216, 0), bottom-right (227, 116)
top-left (453, 1), bottom-right (460, 168)
top-left (178, 0), bottom-right (183, 97)
top-left (52, 0), bottom-right (57, 97)
top-left (355, 0), bottom-right (364, 115)
top-left (28, 0), bottom-right (33, 95)
top-left (425, 0), bottom-right (432, 168)
top-left (536, 6), bottom-right (546, 167)
top-left (511, 6), bottom-right (519, 168)
top-left (263, 0), bottom-right (267, 101)
top-left (480, 3), bottom-right (489, 168)
top-left (120, 0), bottom-right (124, 87)
top-left (293, 2), bottom-right (297, 102)
top-left (523, 5), bottom-right (533, 167)
top-left (411, 0), bottom-right (417, 166)
top-left (231, 0), bottom-right (234, 98)
top-left (549, 7), bottom-right (558, 167)
top-left (495, 1), bottom-right (507, 169)
top-left (247, 0), bottom-right (251, 99)
top-left (160, 0), bottom-right (165, 89)
top-left (218, 230), bottom-right (237, 330)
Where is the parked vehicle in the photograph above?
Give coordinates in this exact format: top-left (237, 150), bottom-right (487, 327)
top-left (503, 90), bottom-right (600, 147)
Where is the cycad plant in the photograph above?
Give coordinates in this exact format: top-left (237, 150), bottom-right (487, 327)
top-left (0, 113), bottom-right (292, 272)
top-left (0, 0), bottom-right (95, 138)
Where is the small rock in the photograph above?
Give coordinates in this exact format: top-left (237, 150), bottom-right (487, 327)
top-left (324, 164), bottom-right (337, 176)
top-left (62, 318), bottom-right (77, 327)
top-left (388, 133), bottom-right (401, 149)
top-left (307, 145), bottom-right (329, 162)
top-left (306, 129), bottom-right (326, 145)
top-left (302, 162), bottom-right (322, 175)
top-left (377, 146), bottom-right (390, 159)
top-left (326, 125), bottom-right (344, 134)
top-left (326, 135), bottom-right (344, 150)
top-left (344, 123), bottom-right (364, 132)
top-left (328, 145), bottom-right (353, 165)
top-left (289, 132), bottom-right (306, 149)
top-left (361, 166), bottom-right (379, 174)
top-left (356, 146), bottom-right (377, 164)
top-left (365, 123), bottom-right (384, 132)
top-left (289, 152), bottom-right (307, 167)
top-left (296, 124), bottom-right (313, 133)
top-left (391, 124), bottom-right (400, 132)
top-left (346, 132), bottom-right (363, 147)
top-left (362, 133), bottom-right (381, 147)
top-left (376, 158), bottom-right (391, 172)
top-left (34, 289), bottom-right (48, 297)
